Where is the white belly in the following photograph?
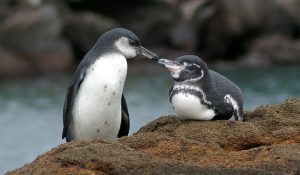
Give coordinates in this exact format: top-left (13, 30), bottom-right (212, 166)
top-left (171, 92), bottom-right (215, 120)
top-left (73, 54), bottom-right (127, 140)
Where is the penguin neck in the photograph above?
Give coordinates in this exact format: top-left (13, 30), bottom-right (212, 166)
top-left (175, 72), bottom-right (212, 90)
top-left (198, 74), bottom-right (212, 91)
top-left (172, 77), bottom-right (213, 108)
top-left (90, 38), bottom-right (119, 58)
top-left (172, 73), bottom-right (214, 109)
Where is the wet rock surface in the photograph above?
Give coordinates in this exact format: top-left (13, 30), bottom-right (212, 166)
top-left (7, 98), bottom-right (300, 175)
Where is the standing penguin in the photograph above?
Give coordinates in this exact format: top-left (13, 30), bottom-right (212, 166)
top-left (158, 55), bottom-right (243, 121)
top-left (62, 28), bottom-right (159, 142)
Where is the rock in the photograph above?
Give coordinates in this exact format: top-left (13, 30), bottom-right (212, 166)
top-left (195, 0), bottom-right (300, 59)
top-left (63, 12), bottom-right (118, 59)
top-left (66, 0), bottom-right (175, 46)
top-left (240, 35), bottom-right (300, 67)
top-left (0, 2), bottom-right (74, 77)
top-left (168, 23), bottom-right (196, 50)
top-left (278, 0), bottom-right (300, 29)
top-left (122, 4), bottom-right (177, 48)
top-left (6, 98), bottom-right (300, 174)
top-left (0, 46), bottom-right (33, 77)
top-left (0, 0), bottom-right (10, 21)
top-left (1, 0), bottom-right (300, 74)
top-left (10, 0), bottom-right (43, 8)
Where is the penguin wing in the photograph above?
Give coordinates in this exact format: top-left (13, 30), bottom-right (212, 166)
top-left (209, 70), bottom-right (243, 120)
top-left (118, 94), bottom-right (130, 137)
top-left (62, 67), bottom-right (86, 140)
top-left (168, 86), bottom-right (174, 102)
top-left (212, 102), bottom-right (234, 120)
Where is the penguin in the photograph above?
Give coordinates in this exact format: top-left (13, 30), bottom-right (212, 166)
top-left (157, 55), bottom-right (243, 121)
top-left (62, 28), bottom-right (159, 142)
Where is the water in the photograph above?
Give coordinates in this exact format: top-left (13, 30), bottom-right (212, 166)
top-left (0, 66), bottom-right (299, 174)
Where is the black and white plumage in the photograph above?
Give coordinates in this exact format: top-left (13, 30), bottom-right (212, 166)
top-left (62, 28), bottom-right (159, 142)
top-left (158, 55), bottom-right (243, 121)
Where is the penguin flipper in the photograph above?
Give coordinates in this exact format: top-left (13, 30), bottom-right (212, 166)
top-left (62, 68), bottom-right (86, 141)
top-left (118, 94), bottom-right (130, 137)
top-left (168, 86), bottom-right (174, 102)
top-left (212, 102), bottom-right (234, 120)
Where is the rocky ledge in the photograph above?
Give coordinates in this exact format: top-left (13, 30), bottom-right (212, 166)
top-left (7, 98), bottom-right (300, 175)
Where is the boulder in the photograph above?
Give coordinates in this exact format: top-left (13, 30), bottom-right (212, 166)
top-left (0, 46), bottom-right (33, 77)
top-left (240, 35), bottom-right (300, 67)
top-left (63, 12), bottom-right (118, 59)
top-left (0, 2), bottom-right (74, 77)
top-left (0, 0), bottom-right (10, 21)
top-left (6, 98), bottom-right (300, 174)
top-left (2, 0), bottom-right (300, 74)
top-left (195, 0), bottom-right (300, 59)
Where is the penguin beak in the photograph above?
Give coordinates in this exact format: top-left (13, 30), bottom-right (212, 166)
top-left (137, 46), bottom-right (159, 61)
top-left (157, 59), bottom-right (183, 72)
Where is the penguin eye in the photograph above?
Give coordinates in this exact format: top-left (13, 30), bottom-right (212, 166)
top-left (186, 65), bottom-right (196, 71)
top-left (129, 40), bottom-right (137, 46)
top-left (186, 64), bottom-right (201, 72)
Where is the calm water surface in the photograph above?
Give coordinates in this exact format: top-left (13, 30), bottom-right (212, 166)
top-left (0, 66), bottom-right (299, 173)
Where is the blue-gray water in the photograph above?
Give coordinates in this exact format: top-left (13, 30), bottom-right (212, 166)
top-left (1, 66), bottom-right (300, 174)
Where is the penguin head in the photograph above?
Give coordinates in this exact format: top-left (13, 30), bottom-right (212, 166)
top-left (97, 28), bottom-right (159, 60)
top-left (158, 55), bottom-right (209, 82)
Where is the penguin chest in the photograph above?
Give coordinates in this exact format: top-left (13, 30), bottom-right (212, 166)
top-left (171, 92), bottom-right (216, 120)
top-left (73, 54), bottom-right (128, 140)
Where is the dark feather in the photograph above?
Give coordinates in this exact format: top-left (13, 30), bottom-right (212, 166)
top-left (118, 94), bottom-right (130, 137)
top-left (212, 102), bottom-right (234, 120)
top-left (62, 64), bottom-right (86, 141)
top-left (168, 86), bottom-right (174, 103)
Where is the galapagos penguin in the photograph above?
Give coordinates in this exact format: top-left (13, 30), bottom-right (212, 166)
top-left (62, 28), bottom-right (159, 142)
top-left (158, 55), bottom-right (243, 121)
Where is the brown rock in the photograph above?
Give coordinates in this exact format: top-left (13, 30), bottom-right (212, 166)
top-left (0, 3), bottom-right (74, 76)
top-left (240, 35), bottom-right (300, 67)
top-left (196, 0), bottom-right (300, 59)
top-left (6, 98), bottom-right (300, 174)
top-left (63, 12), bottom-right (118, 59)
top-left (0, 47), bottom-right (33, 77)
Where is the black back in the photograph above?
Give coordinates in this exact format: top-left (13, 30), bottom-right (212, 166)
top-left (208, 70), bottom-right (243, 120)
